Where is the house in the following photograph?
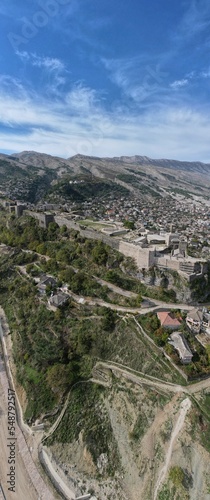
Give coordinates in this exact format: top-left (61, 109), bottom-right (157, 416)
top-left (37, 275), bottom-right (57, 295)
top-left (168, 332), bottom-right (193, 364)
top-left (157, 311), bottom-right (182, 330)
top-left (186, 308), bottom-right (203, 333)
top-left (48, 292), bottom-right (69, 308)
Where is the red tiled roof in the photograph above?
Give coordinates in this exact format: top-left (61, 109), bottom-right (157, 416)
top-left (157, 311), bottom-right (181, 327)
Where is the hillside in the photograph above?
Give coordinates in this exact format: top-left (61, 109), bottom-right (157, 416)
top-left (0, 150), bottom-right (209, 203)
top-left (0, 212), bottom-right (210, 499)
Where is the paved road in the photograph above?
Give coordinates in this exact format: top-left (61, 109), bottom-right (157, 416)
top-left (0, 354), bottom-right (38, 500)
top-left (93, 276), bottom-right (194, 312)
top-left (64, 288), bottom-right (193, 315)
top-left (60, 276), bottom-right (194, 314)
top-left (93, 276), bottom-right (138, 298)
top-left (0, 314), bottom-right (56, 500)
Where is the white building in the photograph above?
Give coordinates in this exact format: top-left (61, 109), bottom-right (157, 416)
top-left (168, 332), bottom-right (193, 364)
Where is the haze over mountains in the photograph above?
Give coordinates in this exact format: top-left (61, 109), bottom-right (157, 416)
top-left (1, 150), bottom-right (210, 203)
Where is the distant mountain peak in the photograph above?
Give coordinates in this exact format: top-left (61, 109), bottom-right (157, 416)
top-left (1, 150), bottom-right (210, 204)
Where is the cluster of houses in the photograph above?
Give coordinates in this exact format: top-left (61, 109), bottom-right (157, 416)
top-left (186, 307), bottom-right (210, 349)
top-left (157, 311), bottom-right (193, 364)
top-left (156, 307), bottom-right (210, 365)
top-left (34, 272), bottom-right (210, 366)
top-left (36, 274), bottom-right (69, 309)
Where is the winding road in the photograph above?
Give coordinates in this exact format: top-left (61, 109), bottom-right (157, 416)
top-left (0, 267), bottom-right (209, 500)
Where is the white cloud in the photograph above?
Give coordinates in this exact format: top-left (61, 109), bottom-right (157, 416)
top-left (0, 77), bottom-right (210, 162)
top-left (32, 55), bottom-right (65, 72)
top-left (170, 78), bottom-right (189, 89)
top-left (15, 51), bottom-right (67, 95)
top-left (65, 84), bottom-right (100, 114)
top-left (173, 0), bottom-right (210, 42)
top-left (201, 68), bottom-right (210, 78)
top-left (16, 51), bottom-right (65, 71)
top-left (102, 57), bottom-right (169, 107)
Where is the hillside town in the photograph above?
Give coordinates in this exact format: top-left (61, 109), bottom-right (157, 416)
top-left (1, 195), bottom-right (210, 371)
top-left (2, 193), bottom-right (210, 275)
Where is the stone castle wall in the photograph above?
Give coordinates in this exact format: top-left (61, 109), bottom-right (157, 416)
top-left (54, 216), bottom-right (120, 250)
top-left (119, 241), bottom-right (156, 269)
top-left (155, 256), bottom-right (180, 271)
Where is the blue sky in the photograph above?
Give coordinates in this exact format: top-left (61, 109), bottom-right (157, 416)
top-left (1, 0), bottom-right (210, 161)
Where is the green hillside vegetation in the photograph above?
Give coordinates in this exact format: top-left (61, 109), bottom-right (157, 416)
top-left (0, 213), bottom-right (185, 422)
top-left (0, 159), bottom-right (56, 202)
top-left (0, 253), bottom-right (116, 420)
top-left (116, 173), bottom-right (161, 197)
top-left (1, 211), bottom-right (210, 494)
top-left (0, 247), bottom-right (179, 422)
top-left (0, 159), bottom-right (30, 180)
top-left (47, 175), bottom-right (130, 202)
top-left (0, 213), bottom-right (179, 303)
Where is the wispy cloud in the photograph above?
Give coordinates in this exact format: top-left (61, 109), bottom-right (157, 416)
top-left (170, 78), bottom-right (189, 89)
top-left (65, 84), bottom-right (102, 115)
top-left (15, 51), bottom-right (67, 95)
top-left (173, 0), bottom-right (210, 42)
top-left (16, 51), bottom-right (65, 71)
top-left (102, 56), bottom-right (168, 106)
top-left (0, 1), bottom-right (17, 18)
top-left (201, 68), bottom-right (210, 78)
top-left (170, 67), bottom-right (210, 88)
top-left (0, 76), bottom-right (210, 161)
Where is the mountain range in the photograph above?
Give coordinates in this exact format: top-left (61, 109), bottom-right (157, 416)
top-left (0, 150), bottom-right (210, 203)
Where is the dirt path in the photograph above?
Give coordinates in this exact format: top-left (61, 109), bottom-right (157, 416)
top-left (94, 360), bottom-right (210, 395)
top-left (59, 275), bottom-right (194, 314)
top-left (94, 361), bottom-right (188, 394)
top-left (104, 399), bottom-right (142, 500)
top-left (153, 397), bottom-right (191, 500)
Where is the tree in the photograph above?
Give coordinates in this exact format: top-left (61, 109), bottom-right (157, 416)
top-left (59, 267), bottom-right (75, 284)
top-left (46, 363), bottom-right (74, 394)
top-left (36, 242), bottom-right (48, 255)
top-left (205, 345), bottom-right (210, 364)
top-left (26, 263), bottom-right (34, 274)
top-left (56, 248), bottom-right (71, 264)
top-left (102, 308), bottom-right (116, 331)
top-left (123, 220), bottom-right (135, 230)
top-left (60, 224), bottom-right (68, 236)
top-left (91, 241), bottom-right (108, 265)
top-left (47, 222), bottom-right (59, 240)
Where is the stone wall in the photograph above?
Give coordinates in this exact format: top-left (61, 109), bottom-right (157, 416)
top-left (155, 256), bottom-right (180, 271)
top-left (118, 241), bottom-right (155, 269)
top-left (54, 216), bottom-right (120, 250)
